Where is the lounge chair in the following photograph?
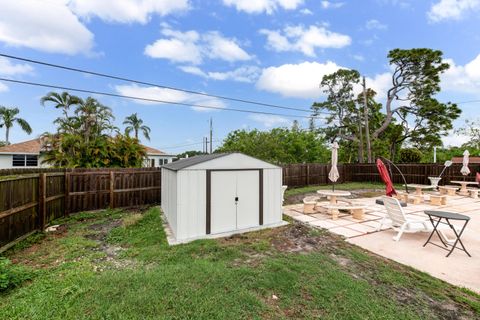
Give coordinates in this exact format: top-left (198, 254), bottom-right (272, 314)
top-left (378, 196), bottom-right (431, 241)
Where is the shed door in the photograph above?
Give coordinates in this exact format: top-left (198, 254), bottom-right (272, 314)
top-left (210, 170), bottom-right (260, 234)
top-left (210, 171), bottom-right (237, 234)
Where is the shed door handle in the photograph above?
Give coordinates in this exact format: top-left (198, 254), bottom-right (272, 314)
top-left (235, 197), bottom-right (239, 202)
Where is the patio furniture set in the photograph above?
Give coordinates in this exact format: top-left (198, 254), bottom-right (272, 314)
top-left (303, 190), bottom-right (367, 220)
top-left (379, 196), bottom-right (471, 257)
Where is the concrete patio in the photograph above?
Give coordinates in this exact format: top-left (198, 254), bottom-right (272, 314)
top-left (283, 194), bottom-right (480, 293)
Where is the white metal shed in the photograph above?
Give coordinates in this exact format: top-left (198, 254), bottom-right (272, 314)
top-left (161, 153), bottom-right (285, 243)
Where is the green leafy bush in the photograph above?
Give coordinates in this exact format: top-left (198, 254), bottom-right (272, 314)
top-left (398, 148), bottom-right (423, 163)
top-left (0, 257), bottom-right (32, 292)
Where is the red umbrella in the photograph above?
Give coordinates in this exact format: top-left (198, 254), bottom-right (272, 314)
top-left (377, 158), bottom-right (397, 197)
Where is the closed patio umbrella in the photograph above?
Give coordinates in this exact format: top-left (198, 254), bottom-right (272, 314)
top-left (460, 150), bottom-right (470, 179)
top-left (377, 158), bottom-right (397, 196)
top-left (328, 142), bottom-right (340, 191)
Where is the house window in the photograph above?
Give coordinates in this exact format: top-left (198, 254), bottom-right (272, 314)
top-left (151, 159), bottom-right (155, 167)
top-left (12, 154), bottom-right (38, 167)
top-left (26, 155), bottom-right (38, 166)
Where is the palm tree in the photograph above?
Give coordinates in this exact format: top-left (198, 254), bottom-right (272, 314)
top-left (123, 113), bottom-right (151, 141)
top-left (41, 91), bottom-right (83, 118)
top-left (0, 106), bottom-right (32, 144)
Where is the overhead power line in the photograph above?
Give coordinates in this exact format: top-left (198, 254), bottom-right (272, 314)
top-left (0, 77), bottom-right (327, 120)
top-left (160, 140), bottom-right (221, 150)
top-left (0, 53), bottom-right (325, 114)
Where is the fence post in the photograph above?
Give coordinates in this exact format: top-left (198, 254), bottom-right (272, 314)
top-left (38, 173), bottom-right (47, 230)
top-left (110, 171), bottom-right (115, 209)
top-left (306, 164), bottom-right (310, 186)
top-left (64, 172), bottom-right (70, 217)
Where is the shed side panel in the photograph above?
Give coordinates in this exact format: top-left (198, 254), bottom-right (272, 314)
top-left (262, 168), bottom-right (283, 225)
top-left (161, 168), bottom-right (177, 236)
top-left (176, 170), bottom-right (207, 240)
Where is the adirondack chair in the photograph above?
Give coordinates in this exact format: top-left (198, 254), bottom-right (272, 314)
top-left (378, 196), bottom-right (431, 241)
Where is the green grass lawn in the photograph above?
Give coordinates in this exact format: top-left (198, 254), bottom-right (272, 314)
top-left (1, 207), bottom-right (479, 319)
top-left (285, 182), bottom-right (389, 197)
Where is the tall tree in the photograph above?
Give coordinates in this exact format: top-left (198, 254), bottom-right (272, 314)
top-left (372, 48), bottom-right (461, 143)
top-left (123, 113), bottom-right (151, 141)
top-left (40, 91), bottom-right (83, 118)
top-left (312, 48), bottom-right (461, 161)
top-left (0, 106), bottom-right (32, 144)
top-left (312, 69), bottom-right (365, 162)
top-left (455, 119), bottom-right (480, 149)
top-left (41, 92), bottom-right (145, 168)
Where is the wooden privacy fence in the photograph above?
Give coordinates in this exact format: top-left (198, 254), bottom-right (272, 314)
top-left (0, 168), bottom-right (161, 251)
top-left (282, 163), bottom-right (480, 188)
top-left (2, 163), bottom-right (479, 251)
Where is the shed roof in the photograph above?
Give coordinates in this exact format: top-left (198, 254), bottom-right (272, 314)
top-left (163, 153), bottom-right (230, 171)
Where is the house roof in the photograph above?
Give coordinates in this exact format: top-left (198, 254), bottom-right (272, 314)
top-left (452, 156), bottom-right (480, 164)
top-left (0, 138), bottom-right (169, 156)
top-left (0, 138), bottom-right (43, 154)
top-left (143, 145), bottom-right (166, 155)
top-left (162, 153), bottom-right (230, 171)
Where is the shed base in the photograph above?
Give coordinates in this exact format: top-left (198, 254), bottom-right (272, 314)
top-left (160, 211), bottom-right (288, 245)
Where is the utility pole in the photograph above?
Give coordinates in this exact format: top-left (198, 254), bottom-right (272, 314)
top-left (209, 117), bottom-right (213, 154)
top-left (357, 107), bottom-right (365, 163)
top-left (363, 76), bottom-right (372, 163)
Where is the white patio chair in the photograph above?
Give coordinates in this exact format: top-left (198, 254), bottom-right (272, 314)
top-left (378, 196), bottom-right (432, 241)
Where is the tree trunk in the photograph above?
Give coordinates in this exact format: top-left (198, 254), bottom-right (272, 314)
top-left (362, 77), bottom-right (373, 163)
top-left (5, 126), bottom-right (9, 144)
top-left (357, 108), bottom-right (364, 163)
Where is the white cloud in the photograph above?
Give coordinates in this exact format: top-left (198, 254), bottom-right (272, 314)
top-left (321, 1), bottom-right (345, 9)
top-left (222, 0), bottom-right (303, 14)
top-left (0, 82), bottom-right (8, 93)
top-left (115, 84), bottom-right (226, 112)
top-left (441, 55), bottom-right (480, 95)
top-left (203, 32), bottom-right (252, 62)
top-left (442, 130), bottom-right (470, 147)
top-left (256, 61), bottom-right (346, 98)
top-left (144, 29), bottom-right (202, 64)
top-left (68, 0), bottom-right (190, 24)
top-left (364, 72), bottom-right (391, 103)
top-left (352, 54), bottom-right (365, 61)
top-left (365, 19), bottom-right (388, 30)
top-left (0, 0), bottom-right (94, 55)
top-left (249, 114), bottom-right (291, 127)
top-left (300, 8), bottom-right (313, 15)
top-left (0, 58), bottom-right (34, 76)
top-left (260, 25), bottom-right (351, 56)
top-left (145, 27), bottom-right (252, 64)
top-left (428, 0), bottom-right (480, 22)
top-left (180, 65), bottom-right (261, 83)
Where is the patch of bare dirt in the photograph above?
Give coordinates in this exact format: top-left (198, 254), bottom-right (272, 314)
top-left (224, 222), bottom-right (480, 319)
top-left (86, 218), bottom-right (137, 270)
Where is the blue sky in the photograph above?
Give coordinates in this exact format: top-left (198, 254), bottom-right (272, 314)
top-left (1, 0), bottom-right (480, 153)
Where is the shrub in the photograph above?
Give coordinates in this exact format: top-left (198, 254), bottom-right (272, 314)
top-left (398, 148), bottom-right (423, 163)
top-left (0, 257), bottom-right (32, 292)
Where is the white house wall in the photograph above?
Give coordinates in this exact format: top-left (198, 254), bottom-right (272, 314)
top-left (176, 170), bottom-right (206, 240)
top-left (161, 168), bottom-right (178, 236)
top-left (0, 154), bottom-right (50, 169)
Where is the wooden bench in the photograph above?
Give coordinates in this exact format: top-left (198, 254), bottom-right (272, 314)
top-left (468, 188), bottom-right (479, 199)
top-left (438, 186), bottom-right (458, 196)
top-left (303, 196), bottom-right (319, 214)
top-left (396, 192), bottom-right (423, 205)
top-left (429, 194), bottom-right (447, 206)
top-left (323, 204), bottom-right (367, 220)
